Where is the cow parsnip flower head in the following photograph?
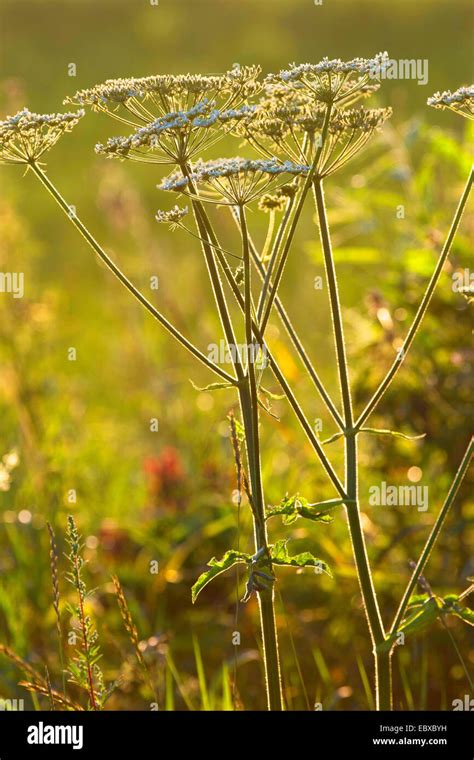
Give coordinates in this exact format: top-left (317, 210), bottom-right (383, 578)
top-left (236, 90), bottom-right (327, 163)
top-left (427, 85), bottom-right (474, 120)
top-left (316, 106), bottom-right (392, 177)
top-left (238, 94), bottom-right (391, 174)
top-left (274, 52), bottom-right (389, 105)
top-left (0, 108), bottom-right (84, 165)
top-left (159, 157), bottom-right (309, 206)
top-left (155, 204), bottom-right (189, 230)
top-left (95, 101), bottom-right (255, 165)
top-left (65, 64), bottom-right (261, 128)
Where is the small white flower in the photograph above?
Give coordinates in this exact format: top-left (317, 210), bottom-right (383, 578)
top-left (427, 85), bottom-right (474, 119)
top-left (0, 108), bottom-right (84, 164)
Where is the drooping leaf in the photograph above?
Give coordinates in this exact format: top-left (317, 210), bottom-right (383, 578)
top-left (359, 428), bottom-right (426, 441)
top-left (257, 397), bottom-right (280, 421)
top-left (259, 387), bottom-right (286, 401)
top-left (270, 539), bottom-right (331, 576)
top-left (192, 550), bottom-right (251, 603)
top-left (190, 380), bottom-right (235, 393)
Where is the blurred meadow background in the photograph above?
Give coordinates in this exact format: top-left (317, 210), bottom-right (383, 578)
top-left (0, 0), bottom-right (472, 710)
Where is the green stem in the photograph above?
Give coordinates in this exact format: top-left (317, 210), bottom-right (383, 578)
top-left (390, 437), bottom-right (474, 637)
top-left (257, 196), bottom-right (295, 323)
top-left (356, 166), bottom-right (473, 429)
top-left (313, 180), bottom-right (388, 710)
top-left (189, 197), bottom-right (346, 496)
top-left (181, 167), bottom-right (245, 383)
top-left (375, 649), bottom-right (393, 711)
top-left (28, 162), bottom-right (236, 385)
top-left (313, 178), bottom-right (353, 427)
top-left (226, 206), bottom-right (344, 430)
top-left (240, 208), bottom-right (283, 711)
top-left (259, 105), bottom-right (333, 335)
top-left (249, 236), bottom-right (345, 430)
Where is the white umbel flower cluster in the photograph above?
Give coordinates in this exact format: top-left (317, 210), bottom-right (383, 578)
top-left (66, 65), bottom-right (261, 126)
top-left (159, 157), bottom-right (310, 205)
top-left (95, 101), bottom-right (256, 165)
top-left (155, 204), bottom-right (189, 226)
top-left (427, 85), bottom-right (474, 120)
top-left (277, 52), bottom-right (390, 104)
top-left (0, 108), bottom-right (84, 164)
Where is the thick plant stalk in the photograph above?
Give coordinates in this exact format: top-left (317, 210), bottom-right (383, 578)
top-left (190, 200), bottom-right (346, 495)
top-left (180, 172), bottom-right (283, 710)
top-left (240, 207), bottom-right (283, 711)
top-left (313, 178), bottom-right (389, 710)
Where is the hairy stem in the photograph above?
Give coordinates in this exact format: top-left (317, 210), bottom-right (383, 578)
top-left (190, 197), bottom-right (346, 496)
top-left (314, 179), bottom-right (387, 710)
top-left (240, 207), bottom-right (283, 711)
top-left (259, 105), bottom-right (333, 334)
top-left (29, 162), bottom-right (236, 385)
top-left (390, 437), bottom-right (474, 637)
top-left (356, 166), bottom-right (473, 429)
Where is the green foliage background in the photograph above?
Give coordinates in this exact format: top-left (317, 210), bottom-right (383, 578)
top-left (0, 0), bottom-right (472, 710)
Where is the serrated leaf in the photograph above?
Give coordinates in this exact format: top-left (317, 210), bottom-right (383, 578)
top-left (270, 539), bottom-right (331, 576)
top-left (266, 494), bottom-right (342, 524)
top-left (192, 550), bottom-right (251, 603)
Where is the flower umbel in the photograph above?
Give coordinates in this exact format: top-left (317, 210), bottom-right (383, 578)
top-left (95, 101), bottom-right (255, 165)
top-left (0, 108), bottom-right (84, 165)
top-left (159, 157), bottom-right (309, 206)
top-left (427, 85), bottom-right (474, 120)
top-left (275, 52), bottom-right (389, 105)
top-left (66, 65), bottom-right (261, 127)
top-left (155, 204), bottom-right (189, 229)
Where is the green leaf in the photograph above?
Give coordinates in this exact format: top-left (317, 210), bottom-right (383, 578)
top-left (257, 397), bottom-right (280, 421)
top-left (399, 596), bottom-right (442, 637)
top-left (359, 428), bottom-right (425, 441)
top-left (442, 594), bottom-right (474, 627)
top-left (266, 494), bottom-right (343, 524)
top-left (451, 606), bottom-right (474, 626)
top-left (190, 380), bottom-right (235, 393)
top-left (192, 550), bottom-right (250, 603)
top-left (270, 539), bottom-right (332, 577)
top-left (259, 387), bottom-right (286, 401)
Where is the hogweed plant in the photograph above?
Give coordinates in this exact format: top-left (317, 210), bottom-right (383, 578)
top-left (1, 56), bottom-right (472, 712)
